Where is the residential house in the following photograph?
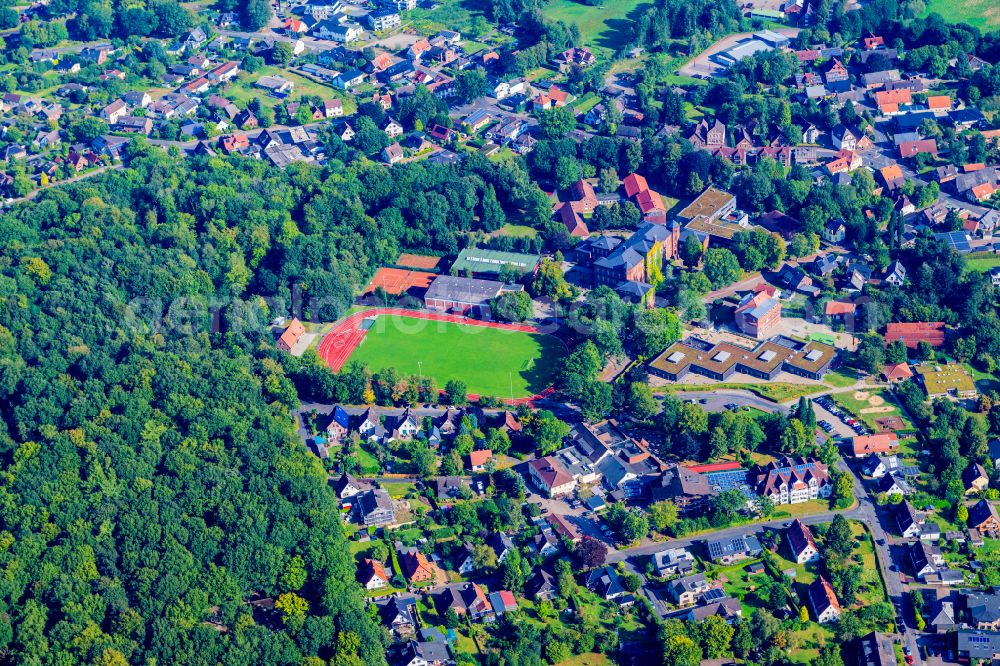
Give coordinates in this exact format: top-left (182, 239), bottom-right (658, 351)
top-left (967, 593), bottom-right (1000, 631)
top-left (386, 409), bottom-right (420, 442)
top-left (323, 99), bottom-right (344, 117)
top-left (822, 219), bottom-right (846, 243)
top-left (824, 58), bottom-right (849, 83)
top-left (100, 99), bottom-right (129, 123)
top-left (358, 558), bottom-right (389, 590)
top-left (489, 590), bottom-right (519, 616)
top-left (379, 595), bottom-right (416, 636)
top-left (852, 433), bottom-right (899, 457)
top-left (382, 142), bottom-right (404, 165)
top-left (325, 405), bottom-right (351, 443)
top-left (653, 547), bottom-right (695, 577)
top-left (487, 533), bottom-right (515, 563)
top-left (786, 519), bottom-right (820, 564)
top-left (809, 577), bottom-right (842, 623)
top-left (314, 20), bottom-right (363, 42)
top-left (468, 449), bottom-right (493, 472)
top-left (875, 88), bottom-right (912, 115)
top-left (684, 597), bottom-right (743, 623)
top-left (957, 630), bottom-right (1000, 663)
top-left (687, 118), bottom-right (726, 148)
top-left (399, 547), bottom-right (435, 582)
top-left (879, 164), bottom-right (905, 192)
top-left (964, 463), bottom-right (990, 495)
top-left (334, 472), bottom-right (369, 499)
top-left (526, 568), bottom-right (558, 601)
top-left (435, 583), bottom-right (493, 622)
top-left (356, 488), bottom-right (395, 526)
top-left (705, 534), bottom-right (762, 564)
top-left (276, 317), bottom-right (305, 351)
top-left (899, 139), bottom-right (938, 160)
top-left (668, 573), bottom-right (710, 606)
top-left (366, 9), bottom-right (400, 31)
top-left (876, 473), bottom-right (910, 497)
top-left (333, 69), bottom-right (366, 90)
top-left (861, 453), bottom-right (889, 479)
top-left (586, 566), bottom-right (627, 601)
top-left (398, 639), bottom-right (450, 666)
top-left (909, 540), bottom-right (945, 580)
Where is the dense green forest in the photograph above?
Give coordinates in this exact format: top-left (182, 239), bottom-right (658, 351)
top-left (0, 145), bottom-right (411, 665)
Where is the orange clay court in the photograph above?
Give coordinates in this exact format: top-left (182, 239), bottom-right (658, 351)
top-left (362, 268), bottom-right (437, 297)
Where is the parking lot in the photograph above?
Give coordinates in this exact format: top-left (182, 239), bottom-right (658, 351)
top-left (813, 394), bottom-right (870, 439)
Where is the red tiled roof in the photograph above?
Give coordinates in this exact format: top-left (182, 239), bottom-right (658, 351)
top-left (883, 362), bottom-right (913, 381)
top-left (875, 89), bottom-right (912, 109)
top-left (469, 449), bottom-right (493, 467)
top-left (825, 301), bottom-right (856, 316)
top-left (899, 139), bottom-right (938, 159)
top-left (623, 173), bottom-right (649, 198)
top-left (852, 432), bottom-right (899, 456)
top-left (529, 456), bottom-right (573, 489)
top-left (884, 321), bottom-right (945, 348)
top-left (787, 519), bottom-right (817, 557)
top-left (926, 95), bottom-right (951, 110)
top-left (278, 318), bottom-right (305, 349)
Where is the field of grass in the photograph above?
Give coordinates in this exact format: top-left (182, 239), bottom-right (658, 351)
top-left (347, 319), bottom-right (565, 397)
top-left (824, 369), bottom-right (862, 388)
top-left (223, 66), bottom-right (352, 113)
top-left (492, 223), bottom-right (539, 238)
top-left (541, 0), bottom-right (651, 56)
top-left (555, 654), bottom-right (613, 666)
top-left (964, 251), bottom-right (1000, 273)
top-left (923, 0), bottom-right (1000, 31)
top-left (665, 382), bottom-right (827, 402)
top-left (832, 388), bottom-right (914, 431)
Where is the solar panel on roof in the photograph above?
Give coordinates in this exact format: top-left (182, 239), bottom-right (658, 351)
top-left (701, 589), bottom-right (726, 602)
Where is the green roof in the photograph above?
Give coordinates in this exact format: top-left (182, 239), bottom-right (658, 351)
top-left (451, 248), bottom-right (541, 275)
top-left (917, 364), bottom-right (976, 396)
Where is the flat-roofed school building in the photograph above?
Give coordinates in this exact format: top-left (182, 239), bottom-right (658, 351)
top-left (648, 336), bottom-right (836, 383)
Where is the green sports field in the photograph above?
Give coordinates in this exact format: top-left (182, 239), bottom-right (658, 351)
top-left (923, 0), bottom-right (1000, 31)
top-left (347, 320), bottom-right (565, 397)
top-left (541, 0), bottom-right (650, 55)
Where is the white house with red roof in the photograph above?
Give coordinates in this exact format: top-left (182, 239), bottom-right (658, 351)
top-left (528, 456), bottom-right (576, 497)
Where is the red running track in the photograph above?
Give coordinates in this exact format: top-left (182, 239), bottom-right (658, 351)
top-left (316, 308), bottom-right (556, 405)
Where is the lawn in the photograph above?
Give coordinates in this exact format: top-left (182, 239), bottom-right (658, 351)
top-left (222, 66), bottom-right (352, 113)
top-left (408, 0), bottom-right (485, 34)
top-left (555, 654), bottom-right (612, 666)
top-left (346, 318), bottom-right (565, 397)
top-left (665, 382), bottom-right (827, 402)
top-left (493, 223), bottom-right (539, 238)
top-left (824, 369), bottom-right (862, 388)
top-left (964, 251), bottom-right (1000, 273)
top-left (922, 0), bottom-right (1000, 31)
top-left (541, 0), bottom-right (651, 56)
top-left (831, 388), bottom-right (914, 431)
